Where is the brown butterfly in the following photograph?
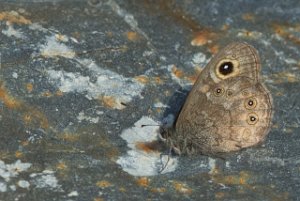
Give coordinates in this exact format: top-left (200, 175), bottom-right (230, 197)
top-left (161, 42), bottom-right (273, 156)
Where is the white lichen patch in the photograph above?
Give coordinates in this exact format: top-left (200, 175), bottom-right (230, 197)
top-left (2, 22), bottom-right (25, 39)
top-left (77, 111), bottom-right (100, 123)
top-left (208, 158), bottom-right (217, 174)
top-left (17, 180), bottom-right (30, 189)
top-left (39, 35), bottom-right (75, 59)
top-left (28, 22), bottom-right (48, 32)
top-left (0, 182), bottom-right (7, 192)
top-left (47, 59), bottom-right (145, 109)
top-left (0, 160), bottom-right (31, 182)
top-left (68, 191), bottom-right (79, 197)
top-left (153, 102), bottom-right (169, 108)
top-left (236, 29), bottom-right (263, 39)
top-left (117, 116), bottom-right (178, 176)
top-left (0, 160), bottom-right (31, 192)
top-left (30, 170), bottom-right (60, 189)
top-left (192, 52), bottom-right (208, 66)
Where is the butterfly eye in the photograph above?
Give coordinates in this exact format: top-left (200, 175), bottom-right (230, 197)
top-left (247, 113), bottom-right (259, 125)
top-left (214, 87), bottom-right (224, 96)
top-left (218, 62), bottom-right (234, 75)
top-left (245, 97), bottom-right (257, 109)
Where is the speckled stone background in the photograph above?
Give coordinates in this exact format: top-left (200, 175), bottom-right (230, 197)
top-left (0, 0), bottom-right (299, 200)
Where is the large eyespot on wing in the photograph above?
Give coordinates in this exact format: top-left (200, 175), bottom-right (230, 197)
top-left (215, 59), bottom-right (240, 79)
top-left (209, 42), bottom-right (261, 83)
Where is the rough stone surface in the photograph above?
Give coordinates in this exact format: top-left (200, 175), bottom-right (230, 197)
top-left (0, 1), bottom-right (299, 200)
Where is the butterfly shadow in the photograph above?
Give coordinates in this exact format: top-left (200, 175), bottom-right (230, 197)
top-left (161, 87), bottom-right (190, 125)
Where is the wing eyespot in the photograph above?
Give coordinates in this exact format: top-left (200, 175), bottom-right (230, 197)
top-left (226, 89), bottom-right (234, 97)
top-left (215, 59), bottom-right (240, 80)
top-left (247, 113), bottom-right (259, 125)
top-left (245, 97), bottom-right (257, 109)
top-left (219, 62), bottom-right (234, 75)
top-left (242, 90), bottom-right (249, 97)
top-left (214, 87), bottom-right (224, 96)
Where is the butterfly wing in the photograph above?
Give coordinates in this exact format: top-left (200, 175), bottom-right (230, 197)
top-left (172, 42), bottom-right (273, 155)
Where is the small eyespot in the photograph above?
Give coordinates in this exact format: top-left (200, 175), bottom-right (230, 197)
top-left (245, 97), bottom-right (257, 109)
top-left (214, 87), bottom-right (224, 96)
top-left (242, 90), bottom-right (249, 97)
top-left (226, 89), bottom-right (234, 97)
top-left (218, 62), bottom-right (234, 75)
top-left (247, 113), bottom-right (259, 125)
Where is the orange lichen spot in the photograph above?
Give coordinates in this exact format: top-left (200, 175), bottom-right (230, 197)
top-left (93, 198), bottom-right (104, 201)
top-left (187, 68), bottom-right (201, 84)
top-left (272, 72), bottom-right (299, 83)
top-left (96, 180), bottom-right (113, 188)
top-left (135, 75), bottom-right (149, 84)
top-left (40, 115), bottom-right (49, 128)
top-left (0, 151), bottom-right (10, 159)
top-left (221, 24), bottom-right (230, 31)
top-left (213, 171), bottom-right (251, 186)
top-left (106, 31), bottom-right (113, 37)
top-left (209, 164), bottom-right (220, 175)
top-left (284, 128), bottom-right (294, 134)
top-left (208, 44), bottom-right (220, 54)
top-left (15, 151), bottom-right (23, 158)
top-left (272, 23), bottom-right (300, 45)
top-left (119, 187), bottom-right (126, 192)
top-left (55, 90), bottom-right (64, 96)
top-left (156, 108), bottom-right (162, 113)
top-left (126, 31), bottom-right (140, 42)
top-left (23, 113), bottom-right (32, 125)
top-left (23, 110), bottom-right (49, 129)
top-left (215, 192), bottom-right (226, 199)
top-left (21, 140), bottom-right (29, 146)
top-left (151, 187), bottom-right (166, 193)
top-left (239, 172), bottom-right (249, 185)
top-left (41, 47), bottom-right (76, 59)
top-left (191, 30), bottom-right (217, 46)
top-left (186, 75), bottom-right (197, 84)
top-left (172, 181), bottom-right (193, 194)
top-left (171, 65), bottom-right (184, 78)
top-left (0, 11), bottom-right (31, 24)
top-left (152, 76), bottom-right (164, 85)
top-left (242, 13), bottom-right (255, 22)
top-left (0, 84), bottom-right (21, 109)
top-left (135, 141), bottom-right (161, 153)
top-left (136, 177), bottom-right (150, 187)
top-left (237, 30), bottom-right (262, 39)
top-left (56, 161), bottom-right (68, 170)
top-left (101, 95), bottom-right (125, 110)
top-left (26, 83), bottom-right (33, 93)
top-left (106, 148), bottom-right (119, 160)
top-left (42, 91), bottom-right (52, 97)
top-left (71, 31), bottom-right (81, 39)
top-left (102, 96), bottom-right (115, 107)
top-left (272, 23), bottom-right (287, 35)
top-left (274, 91), bottom-right (284, 96)
top-left (0, 84), bottom-right (48, 128)
top-left (55, 34), bottom-right (68, 42)
top-left (59, 132), bottom-right (80, 142)
top-left (285, 73), bottom-right (298, 83)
